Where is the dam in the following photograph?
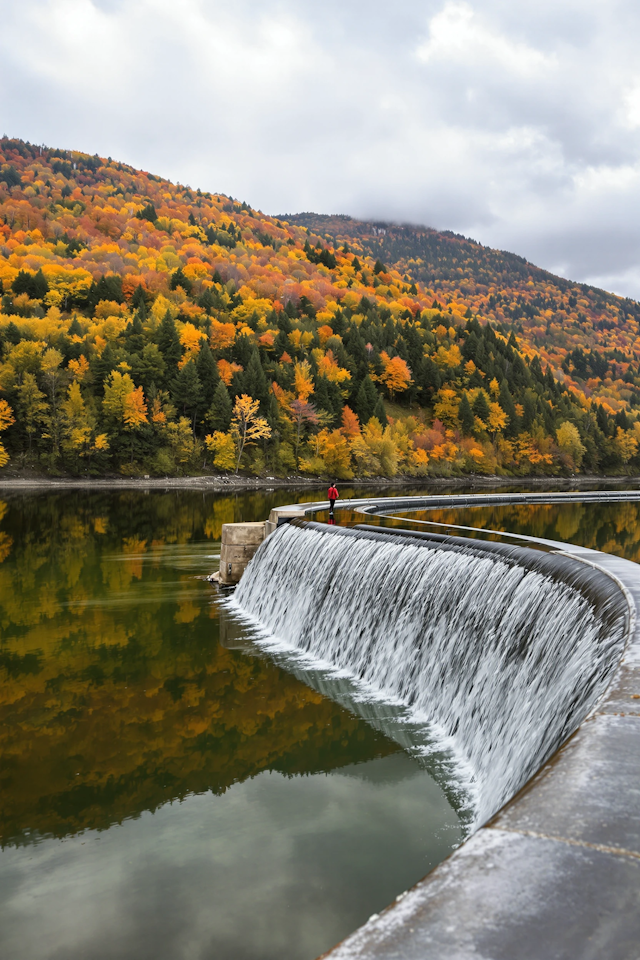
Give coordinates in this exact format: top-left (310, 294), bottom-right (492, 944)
top-left (228, 492), bottom-right (640, 960)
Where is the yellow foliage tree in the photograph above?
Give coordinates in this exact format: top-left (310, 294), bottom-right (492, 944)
top-left (614, 426), bottom-right (638, 464)
top-left (315, 428), bottom-right (353, 479)
top-left (17, 373), bottom-right (48, 455)
top-left (0, 399), bottom-right (15, 467)
top-left (210, 320), bottom-right (236, 350)
top-left (164, 417), bottom-right (199, 469)
top-left (433, 388), bottom-right (460, 427)
top-left (315, 350), bottom-right (351, 385)
top-left (379, 351), bottom-right (412, 398)
top-left (179, 322), bottom-right (206, 365)
top-left (123, 386), bottom-right (148, 429)
top-left (205, 431), bottom-right (236, 472)
top-left (488, 402), bottom-right (508, 439)
top-left (103, 371), bottom-right (137, 420)
top-left (61, 381), bottom-right (92, 456)
top-left (230, 394), bottom-right (271, 474)
top-left (294, 360), bottom-right (315, 400)
top-left (556, 421), bottom-right (586, 470)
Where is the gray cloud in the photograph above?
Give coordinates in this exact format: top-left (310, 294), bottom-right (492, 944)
top-left (2, 1), bottom-right (640, 296)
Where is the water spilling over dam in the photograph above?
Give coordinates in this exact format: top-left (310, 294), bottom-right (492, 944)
top-left (231, 520), bottom-right (629, 826)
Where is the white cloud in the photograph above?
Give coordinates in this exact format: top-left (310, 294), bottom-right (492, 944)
top-left (2, 0), bottom-right (640, 297)
top-left (415, 1), bottom-right (552, 76)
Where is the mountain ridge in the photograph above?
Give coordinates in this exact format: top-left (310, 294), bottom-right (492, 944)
top-left (0, 136), bottom-right (639, 479)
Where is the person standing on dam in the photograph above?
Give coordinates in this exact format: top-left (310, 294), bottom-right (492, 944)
top-left (327, 483), bottom-right (339, 522)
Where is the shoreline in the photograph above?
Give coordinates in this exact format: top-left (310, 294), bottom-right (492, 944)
top-left (0, 473), bottom-right (638, 491)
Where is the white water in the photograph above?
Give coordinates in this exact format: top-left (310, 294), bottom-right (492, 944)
top-left (231, 524), bottom-right (626, 825)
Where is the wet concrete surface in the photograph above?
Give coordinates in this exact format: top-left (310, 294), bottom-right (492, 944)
top-left (492, 715), bottom-right (640, 857)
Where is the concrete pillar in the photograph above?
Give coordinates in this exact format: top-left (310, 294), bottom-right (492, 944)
top-left (219, 521), bottom-right (266, 585)
top-left (268, 507), bottom-right (306, 527)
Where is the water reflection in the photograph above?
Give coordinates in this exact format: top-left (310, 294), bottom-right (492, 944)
top-left (0, 491), bottom-right (404, 847)
top-left (385, 499), bottom-right (640, 560)
top-left (0, 489), bottom-right (463, 960)
top-left (1, 755), bottom-right (460, 960)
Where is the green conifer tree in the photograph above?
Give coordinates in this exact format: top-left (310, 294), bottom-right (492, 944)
top-left (171, 361), bottom-right (203, 430)
top-left (243, 351), bottom-right (269, 408)
top-left (472, 390), bottom-right (490, 423)
top-left (500, 380), bottom-right (518, 437)
top-left (207, 380), bottom-right (233, 432)
top-left (372, 395), bottom-right (388, 427)
top-left (196, 341), bottom-right (220, 409)
top-left (157, 310), bottom-right (182, 379)
top-left (125, 313), bottom-right (145, 355)
top-left (354, 376), bottom-right (379, 424)
top-left (459, 392), bottom-right (474, 436)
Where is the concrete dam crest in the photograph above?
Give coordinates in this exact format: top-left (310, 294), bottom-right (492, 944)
top-left (224, 492), bottom-right (640, 960)
top-left (230, 519), bottom-right (628, 827)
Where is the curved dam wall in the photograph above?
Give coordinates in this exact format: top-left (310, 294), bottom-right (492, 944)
top-left (232, 519), bottom-right (629, 826)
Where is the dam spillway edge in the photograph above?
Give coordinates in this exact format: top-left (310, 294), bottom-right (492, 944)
top-left (243, 493), bottom-right (640, 960)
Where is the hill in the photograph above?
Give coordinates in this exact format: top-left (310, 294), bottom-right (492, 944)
top-left (0, 136), bottom-right (639, 479)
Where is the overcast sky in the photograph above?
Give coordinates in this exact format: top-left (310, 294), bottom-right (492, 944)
top-left (2, 0), bottom-right (640, 298)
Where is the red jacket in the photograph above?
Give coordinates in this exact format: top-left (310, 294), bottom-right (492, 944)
top-left (327, 486), bottom-right (339, 501)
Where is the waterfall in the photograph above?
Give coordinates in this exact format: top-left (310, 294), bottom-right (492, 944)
top-left (230, 521), bottom-right (628, 826)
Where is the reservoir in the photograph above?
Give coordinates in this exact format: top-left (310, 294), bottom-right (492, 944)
top-left (0, 486), bottom-right (636, 960)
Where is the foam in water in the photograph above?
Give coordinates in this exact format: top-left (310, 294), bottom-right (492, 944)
top-left (230, 523), bottom-right (627, 826)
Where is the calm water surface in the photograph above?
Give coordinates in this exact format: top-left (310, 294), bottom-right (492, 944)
top-left (0, 488), bottom-right (462, 960)
top-left (1, 487), bottom-right (639, 960)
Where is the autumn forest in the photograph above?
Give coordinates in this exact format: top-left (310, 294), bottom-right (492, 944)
top-left (2, 137), bottom-right (640, 479)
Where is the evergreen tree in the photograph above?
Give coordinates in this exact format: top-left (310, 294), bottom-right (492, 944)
top-left (372, 395), bottom-right (388, 427)
top-left (473, 390), bottom-right (490, 422)
top-left (332, 308), bottom-right (347, 337)
top-left (196, 341), bottom-right (220, 409)
top-left (131, 285), bottom-right (147, 312)
top-left (596, 403), bottom-right (611, 436)
top-left (5, 322), bottom-right (21, 345)
top-left (615, 408), bottom-right (630, 431)
top-left (91, 343), bottom-right (117, 395)
top-left (197, 288), bottom-right (215, 314)
top-left (314, 378), bottom-right (343, 422)
top-left (500, 380), bottom-right (518, 437)
top-left (124, 313), bottom-right (145, 355)
top-left (354, 375), bottom-right (379, 423)
top-left (459, 392), bottom-right (474, 435)
top-left (522, 392), bottom-right (537, 432)
top-left (343, 326), bottom-right (368, 378)
top-left (170, 267), bottom-right (192, 295)
top-left (157, 311), bottom-right (181, 379)
top-left (416, 358), bottom-right (441, 403)
top-left (404, 324), bottom-right (423, 370)
top-left (207, 380), bottom-right (232, 432)
top-left (243, 351), bottom-right (269, 408)
top-left (171, 361), bottom-right (203, 429)
top-left (232, 334), bottom-right (255, 369)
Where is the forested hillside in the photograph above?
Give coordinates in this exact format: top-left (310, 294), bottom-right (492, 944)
top-left (1, 136), bottom-right (639, 479)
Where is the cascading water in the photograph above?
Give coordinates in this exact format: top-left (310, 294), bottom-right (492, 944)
top-left (230, 521), bottom-right (629, 826)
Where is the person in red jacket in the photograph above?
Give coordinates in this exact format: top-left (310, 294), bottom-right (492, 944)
top-left (327, 482), bottom-right (339, 521)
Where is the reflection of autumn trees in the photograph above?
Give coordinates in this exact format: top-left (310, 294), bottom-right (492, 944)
top-left (0, 492), bottom-right (395, 846)
top-left (391, 501), bottom-right (640, 564)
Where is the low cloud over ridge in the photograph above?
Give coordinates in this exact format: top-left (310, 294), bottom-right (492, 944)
top-left (2, 0), bottom-right (640, 296)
